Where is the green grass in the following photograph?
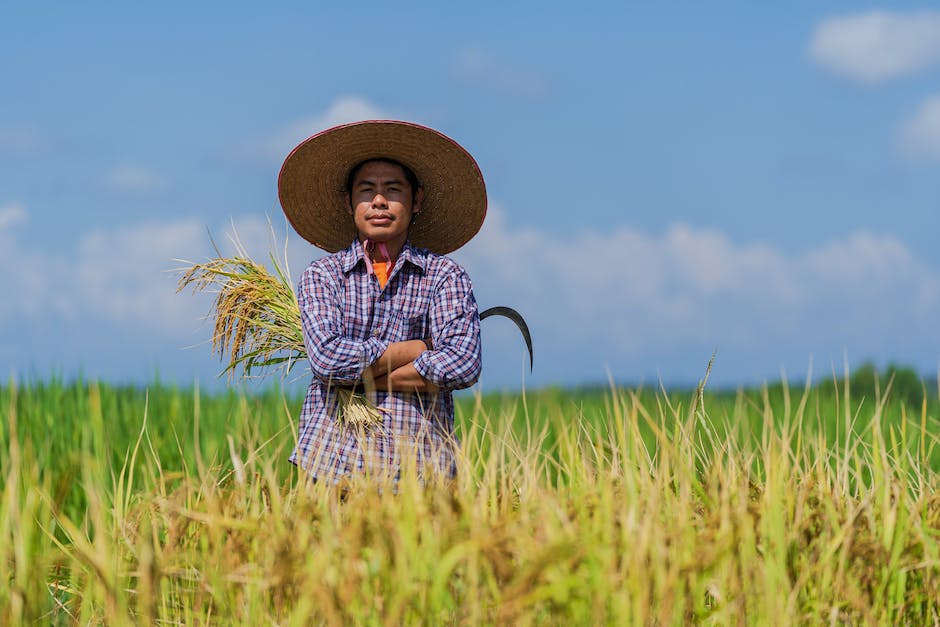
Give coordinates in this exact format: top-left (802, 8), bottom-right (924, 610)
top-left (2, 370), bottom-right (939, 624)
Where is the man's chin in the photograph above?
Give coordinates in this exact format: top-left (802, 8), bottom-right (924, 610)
top-left (360, 230), bottom-right (405, 244)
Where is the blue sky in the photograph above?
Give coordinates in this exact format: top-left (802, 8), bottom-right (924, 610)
top-left (2, 2), bottom-right (940, 391)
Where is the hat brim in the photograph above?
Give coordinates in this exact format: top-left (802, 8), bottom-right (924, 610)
top-left (278, 120), bottom-right (487, 254)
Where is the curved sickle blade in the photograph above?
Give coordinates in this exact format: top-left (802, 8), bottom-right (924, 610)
top-left (479, 306), bottom-right (533, 371)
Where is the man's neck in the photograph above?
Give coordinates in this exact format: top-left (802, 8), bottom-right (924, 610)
top-left (362, 236), bottom-right (406, 265)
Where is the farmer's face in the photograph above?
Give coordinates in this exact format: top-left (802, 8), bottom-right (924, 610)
top-left (346, 161), bottom-right (423, 249)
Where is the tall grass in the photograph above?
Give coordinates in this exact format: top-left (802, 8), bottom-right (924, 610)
top-left (2, 374), bottom-right (939, 624)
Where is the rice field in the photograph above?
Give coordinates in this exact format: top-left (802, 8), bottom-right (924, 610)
top-left (2, 369), bottom-right (939, 625)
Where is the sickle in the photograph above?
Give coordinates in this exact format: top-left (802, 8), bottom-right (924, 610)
top-left (479, 306), bottom-right (534, 371)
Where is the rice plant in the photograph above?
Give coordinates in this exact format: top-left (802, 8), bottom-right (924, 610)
top-left (2, 373), bottom-right (939, 624)
top-left (175, 232), bottom-right (386, 426)
top-left (175, 235), bottom-right (305, 381)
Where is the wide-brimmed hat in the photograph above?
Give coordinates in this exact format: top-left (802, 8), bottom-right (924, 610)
top-left (278, 120), bottom-right (487, 254)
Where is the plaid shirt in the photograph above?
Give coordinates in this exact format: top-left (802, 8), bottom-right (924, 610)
top-left (289, 238), bottom-right (482, 481)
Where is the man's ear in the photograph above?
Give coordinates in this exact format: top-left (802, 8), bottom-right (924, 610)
top-left (413, 186), bottom-right (425, 214)
top-left (345, 192), bottom-right (353, 215)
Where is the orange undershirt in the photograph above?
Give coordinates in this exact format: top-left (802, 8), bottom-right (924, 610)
top-left (373, 260), bottom-right (389, 289)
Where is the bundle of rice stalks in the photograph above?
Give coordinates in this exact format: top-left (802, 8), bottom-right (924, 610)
top-left (176, 232), bottom-right (386, 427)
top-left (335, 387), bottom-right (390, 428)
top-left (177, 251), bottom-right (305, 380)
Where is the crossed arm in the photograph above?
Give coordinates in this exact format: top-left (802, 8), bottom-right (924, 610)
top-left (363, 339), bottom-right (439, 393)
top-left (299, 262), bottom-right (480, 395)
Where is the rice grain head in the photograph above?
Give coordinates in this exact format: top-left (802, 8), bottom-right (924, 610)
top-left (177, 253), bottom-right (306, 380)
top-left (176, 232), bottom-right (386, 427)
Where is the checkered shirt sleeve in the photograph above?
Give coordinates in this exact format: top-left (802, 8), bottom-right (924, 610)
top-left (413, 266), bottom-right (482, 390)
top-left (297, 263), bottom-right (388, 384)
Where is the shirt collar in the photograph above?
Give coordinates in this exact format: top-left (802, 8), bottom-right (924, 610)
top-left (340, 239), bottom-right (428, 274)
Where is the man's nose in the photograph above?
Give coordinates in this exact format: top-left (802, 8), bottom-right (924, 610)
top-left (371, 193), bottom-right (388, 208)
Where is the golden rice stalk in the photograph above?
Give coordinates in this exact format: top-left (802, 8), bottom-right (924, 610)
top-left (335, 388), bottom-right (390, 428)
top-left (177, 251), bottom-right (305, 380)
top-left (176, 230), bottom-right (386, 427)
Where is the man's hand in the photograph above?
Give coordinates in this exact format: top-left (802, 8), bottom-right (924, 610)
top-left (364, 339), bottom-right (427, 379)
top-left (372, 363), bottom-right (440, 393)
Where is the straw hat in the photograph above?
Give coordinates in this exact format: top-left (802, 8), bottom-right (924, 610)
top-left (278, 120), bottom-right (487, 254)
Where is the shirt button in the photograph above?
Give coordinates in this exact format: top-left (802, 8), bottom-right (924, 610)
top-left (373, 329), bottom-right (381, 337)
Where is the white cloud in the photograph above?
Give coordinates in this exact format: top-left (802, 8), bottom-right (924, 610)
top-left (74, 220), bottom-right (208, 333)
top-left (803, 231), bottom-right (914, 282)
top-left (0, 127), bottom-right (46, 155)
top-left (458, 208), bottom-right (940, 362)
top-left (247, 97), bottom-right (390, 161)
top-left (4, 208), bottom-right (939, 386)
top-left (0, 211), bottom-right (320, 339)
top-left (809, 11), bottom-right (940, 84)
top-left (0, 203), bottom-right (27, 232)
top-left (453, 47), bottom-right (548, 98)
top-left (102, 164), bottom-right (168, 194)
top-left (0, 204), bottom-right (49, 321)
top-left (73, 216), bottom-right (319, 336)
top-left (897, 95), bottom-right (940, 159)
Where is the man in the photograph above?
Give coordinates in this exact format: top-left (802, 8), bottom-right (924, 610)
top-left (277, 120), bottom-right (487, 482)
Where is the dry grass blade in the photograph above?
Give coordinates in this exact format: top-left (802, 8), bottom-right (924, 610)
top-left (176, 252), bottom-right (305, 380)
